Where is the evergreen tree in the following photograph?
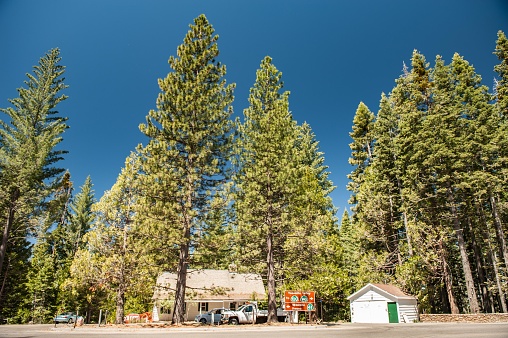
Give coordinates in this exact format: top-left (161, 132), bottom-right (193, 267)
top-left (335, 210), bottom-right (360, 319)
top-left (282, 123), bottom-right (338, 319)
top-left (26, 230), bottom-right (57, 323)
top-left (0, 237), bottom-right (30, 323)
top-left (0, 48), bottom-right (68, 308)
top-left (494, 30), bottom-right (508, 117)
top-left (233, 56), bottom-right (299, 322)
top-left (192, 198), bottom-right (235, 270)
top-left (492, 30), bottom-right (508, 270)
top-left (136, 14), bottom-right (234, 325)
top-left (84, 153), bottom-right (148, 324)
top-left (68, 176), bottom-right (95, 255)
top-left (347, 102), bottom-right (375, 206)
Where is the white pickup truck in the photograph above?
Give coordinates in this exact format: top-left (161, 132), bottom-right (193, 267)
top-left (222, 303), bottom-right (288, 325)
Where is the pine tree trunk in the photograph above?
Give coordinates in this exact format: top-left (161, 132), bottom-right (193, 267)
top-left (172, 171), bottom-right (194, 325)
top-left (115, 286), bottom-right (125, 324)
top-left (476, 201), bottom-right (507, 313)
top-left (468, 217), bottom-right (493, 312)
top-left (484, 232), bottom-right (507, 313)
top-left (479, 229), bottom-right (506, 313)
top-left (440, 239), bottom-right (459, 314)
top-left (172, 229), bottom-right (190, 325)
top-left (0, 257), bottom-right (9, 308)
top-left (266, 226), bottom-right (277, 323)
top-left (115, 231), bottom-right (127, 324)
top-left (490, 193), bottom-right (508, 268)
top-left (402, 211), bottom-right (413, 256)
top-left (447, 187), bottom-right (479, 313)
top-left (0, 191), bottom-right (17, 277)
top-left (491, 251), bottom-right (507, 313)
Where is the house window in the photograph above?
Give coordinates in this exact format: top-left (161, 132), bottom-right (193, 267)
top-left (199, 302), bottom-right (208, 312)
top-left (230, 302), bottom-right (237, 311)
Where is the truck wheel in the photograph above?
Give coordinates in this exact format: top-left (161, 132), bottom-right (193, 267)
top-left (200, 318), bottom-right (207, 324)
top-left (229, 318), bottom-right (239, 325)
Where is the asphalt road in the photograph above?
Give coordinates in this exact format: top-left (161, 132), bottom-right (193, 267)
top-left (0, 322), bottom-right (507, 338)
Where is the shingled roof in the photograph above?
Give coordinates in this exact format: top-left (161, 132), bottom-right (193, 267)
top-left (153, 269), bottom-right (266, 301)
top-left (371, 284), bottom-right (411, 298)
top-left (347, 283), bottom-right (416, 301)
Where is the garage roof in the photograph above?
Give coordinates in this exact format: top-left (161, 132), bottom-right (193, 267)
top-left (347, 283), bottom-right (416, 301)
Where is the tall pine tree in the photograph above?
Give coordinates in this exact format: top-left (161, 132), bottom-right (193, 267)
top-left (136, 14), bottom-right (234, 325)
top-left (233, 56), bottom-right (299, 323)
top-left (0, 48), bottom-right (68, 308)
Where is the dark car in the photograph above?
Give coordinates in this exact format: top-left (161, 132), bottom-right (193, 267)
top-left (54, 312), bottom-right (77, 324)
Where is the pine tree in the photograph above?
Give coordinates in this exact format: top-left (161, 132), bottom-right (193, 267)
top-left (429, 54), bottom-right (482, 313)
top-left (87, 153), bottom-right (146, 324)
top-left (492, 30), bottom-right (508, 270)
top-left (282, 123), bottom-right (338, 318)
top-left (26, 230), bottom-right (57, 323)
top-left (136, 14), bottom-right (234, 325)
top-left (338, 209), bottom-right (360, 293)
top-left (233, 56), bottom-right (299, 323)
top-left (68, 176), bottom-right (95, 255)
top-left (0, 48), bottom-right (68, 303)
top-left (0, 237), bottom-right (30, 322)
top-left (494, 30), bottom-right (508, 117)
top-left (491, 30), bottom-right (508, 312)
top-left (347, 102), bottom-right (375, 206)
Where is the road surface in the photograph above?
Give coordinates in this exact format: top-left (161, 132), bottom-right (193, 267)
top-left (0, 322), bottom-right (507, 338)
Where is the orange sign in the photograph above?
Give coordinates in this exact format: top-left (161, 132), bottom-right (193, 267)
top-left (284, 290), bottom-right (316, 311)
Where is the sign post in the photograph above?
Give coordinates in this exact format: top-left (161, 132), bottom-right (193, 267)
top-left (284, 291), bottom-right (316, 323)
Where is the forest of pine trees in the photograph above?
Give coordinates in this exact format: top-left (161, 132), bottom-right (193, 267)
top-left (348, 31), bottom-right (508, 314)
top-left (0, 14), bottom-right (507, 324)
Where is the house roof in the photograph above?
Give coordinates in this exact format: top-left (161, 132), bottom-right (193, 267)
top-left (371, 284), bottom-right (410, 297)
top-left (347, 283), bottom-right (416, 301)
top-left (153, 269), bottom-right (266, 301)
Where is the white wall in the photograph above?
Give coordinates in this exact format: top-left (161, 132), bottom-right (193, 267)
top-left (397, 300), bottom-right (419, 323)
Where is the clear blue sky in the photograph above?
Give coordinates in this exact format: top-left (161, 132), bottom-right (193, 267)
top-left (1, 0), bottom-right (507, 216)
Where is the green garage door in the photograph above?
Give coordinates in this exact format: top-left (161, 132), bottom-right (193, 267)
top-left (387, 302), bottom-right (399, 323)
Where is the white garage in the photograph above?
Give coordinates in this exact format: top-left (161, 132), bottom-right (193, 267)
top-left (348, 283), bottom-right (418, 323)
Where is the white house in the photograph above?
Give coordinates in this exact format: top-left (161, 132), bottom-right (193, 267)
top-left (347, 283), bottom-right (418, 323)
top-left (152, 269), bottom-right (266, 322)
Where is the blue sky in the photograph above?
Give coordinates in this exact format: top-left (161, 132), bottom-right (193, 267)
top-left (1, 1), bottom-right (507, 216)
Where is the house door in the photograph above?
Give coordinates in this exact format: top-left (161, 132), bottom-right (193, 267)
top-left (387, 302), bottom-right (399, 323)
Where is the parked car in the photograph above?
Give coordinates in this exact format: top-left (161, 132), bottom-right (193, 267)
top-left (54, 312), bottom-right (77, 324)
top-left (194, 308), bottom-right (229, 324)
